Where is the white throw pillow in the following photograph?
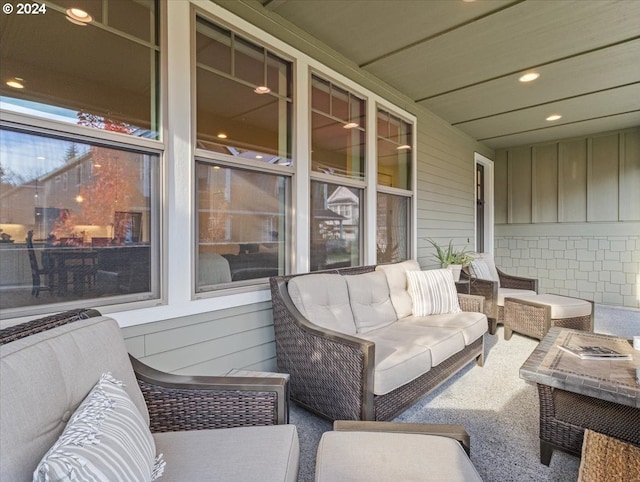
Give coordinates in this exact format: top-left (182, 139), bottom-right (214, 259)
top-left (33, 372), bottom-right (165, 482)
top-left (406, 269), bottom-right (462, 316)
top-left (470, 259), bottom-right (494, 281)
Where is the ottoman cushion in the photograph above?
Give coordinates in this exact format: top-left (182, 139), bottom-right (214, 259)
top-left (315, 431), bottom-right (482, 481)
top-left (511, 294), bottom-right (592, 319)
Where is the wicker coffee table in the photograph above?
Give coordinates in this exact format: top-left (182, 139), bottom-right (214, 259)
top-left (519, 327), bottom-right (640, 465)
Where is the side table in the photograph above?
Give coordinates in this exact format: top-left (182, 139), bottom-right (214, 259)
top-left (454, 279), bottom-right (470, 295)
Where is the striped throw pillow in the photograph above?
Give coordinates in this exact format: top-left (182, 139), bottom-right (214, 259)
top-left (406, 269), bottom-right (462, 316)
top-left (470, 259), bottom-right (494, 281)
top-left (34, 372), bottom-right (166, 481)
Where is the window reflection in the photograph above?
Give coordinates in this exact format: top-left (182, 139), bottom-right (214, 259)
top-left (195, 17), bottom-right (292, 165)
top-left (377, 193), bottom-right (409, 263)
top-left (310, 181), bottom-right (361, 271)
top-left (311, 76), bottom-right (366, 180)
top-left (0, 129), bottom-right (159, 313)
top-left (377, 109), bottom-right (412, 189)
top-left (0, 0), bottom-right (160, 138)
top-left (196, 162), bottom-right (288, 290)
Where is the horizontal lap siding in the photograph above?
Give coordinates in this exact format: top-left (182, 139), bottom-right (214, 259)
top-left (122, 301), bottom-right (277, 375)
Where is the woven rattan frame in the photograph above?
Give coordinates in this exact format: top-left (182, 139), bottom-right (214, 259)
top-left (462, 267), bottom-right (538, 335)
top-left (537, 384), bottom-right (640, 465)
top-left (503, 297), bottom-right (593, 340)
top-left (270, 263), bottom-right (485, 421)
top-left (1, 310), bottom-right (289, 432)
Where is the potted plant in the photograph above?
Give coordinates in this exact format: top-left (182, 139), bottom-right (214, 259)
top-left (426, 239), bottom-right (474, 281)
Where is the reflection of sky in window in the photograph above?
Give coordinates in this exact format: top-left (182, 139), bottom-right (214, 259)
top-left (1, 97), bottom-right (78, 125)
top-left (0, 128), bottom-right (90, 183)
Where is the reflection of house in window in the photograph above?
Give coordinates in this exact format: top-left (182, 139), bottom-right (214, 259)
top-left (328, 186), bottom-right (359, 227)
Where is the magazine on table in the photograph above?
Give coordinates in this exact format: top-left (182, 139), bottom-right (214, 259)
top-left (559, 344), bottom-right (632, 361)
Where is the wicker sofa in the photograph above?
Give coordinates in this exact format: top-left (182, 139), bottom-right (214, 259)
top-left (0, 309), bottom-right (299, 481)
top-left (269, 260), bottom-right (488, 422)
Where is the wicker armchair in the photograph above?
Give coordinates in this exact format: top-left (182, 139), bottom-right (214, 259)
top-left (1, 309), bottom-right (296, 481)
top-left (461, 253), bottom-right (538, 335)
top-left (269, 264), bottom-right (485, 422)
top-left (0, 308), bottom-right (289, 429)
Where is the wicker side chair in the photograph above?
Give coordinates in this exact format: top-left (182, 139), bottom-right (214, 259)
top-left (461, 253), bottom-right (538, 335)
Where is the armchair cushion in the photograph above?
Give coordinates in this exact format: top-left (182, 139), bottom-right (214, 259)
top-left (497, 288), bottom-right (537, 306)
top-left (34, 372), bottom-right (165, 482)
top-left (154, 425), bottom-right (299, 482)
top-left (345, 271), bottom-right (397, 333)
top-left (406, 269), bottom-right (461, 316)
top-left (376, 259), bottom-right (420, 319)
top-left (287, 274), bottom-right (356, 334)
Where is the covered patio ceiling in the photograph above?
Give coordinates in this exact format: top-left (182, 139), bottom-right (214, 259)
top-left (257, 0), bottom-right (640, 149)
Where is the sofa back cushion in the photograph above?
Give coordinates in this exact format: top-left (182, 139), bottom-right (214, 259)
top-left (375, 260), bottom-right (421, 319)
top-left (344, 271), bottom-right (397, 333)
top-left (287, 274), bottom-right (357, 334)
top-left (0, 316), bottom-right (148, 481)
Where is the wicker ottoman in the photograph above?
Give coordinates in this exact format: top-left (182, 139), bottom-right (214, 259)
top-left (503, 294), bottom-right (593, 340)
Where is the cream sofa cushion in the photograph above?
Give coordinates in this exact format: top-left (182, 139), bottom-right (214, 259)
top-left (376, 260), bottom-right (420, 319)
top-left (497, 288), bottom-right (537, 306)
top-left (354, 332), bottom-right (432, 396)
top-left (316, 431), bottom-right (483, 482)
top-left (288, 274), bottom-right (357, 334)
top-left (403, 311), bottom-right (488, 346)
top-left (363, 324), bottom-right (465, 367)
top-left (345, 271), bottom-right (397, 333)
top-left (154, 425), bottom-right (299, 482)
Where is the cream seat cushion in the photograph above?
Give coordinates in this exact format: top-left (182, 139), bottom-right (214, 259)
top-left (509, 293), bottom-right (592, 319)
top-left (497, 288), bottom-right (537, 306)
top-left (315, 431), bottom-right (483, 482)
top-left (154, 425), bottom-right (299, 482)
top-left (352, 332), bottom-right (432, 396)
top-left (403, 311), bottom-right (488, 345)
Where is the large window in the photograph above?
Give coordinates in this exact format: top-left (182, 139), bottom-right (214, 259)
top-left (195, 16), bottom-right (293, 288)
top-left (310, 181), bottom-right (361, 271)
top-left (0, 129), bottom-right (160, 315)
top-left (376, 108), bottom-right (413, 263)
top-left (311, 75), bottom-right (366, 180)
top-left (196, 17), bottom-right (292, 164)
top-left (196, 162), bottom-right (288, 290)
top-left (0, 0), bottom-right (160, 138)
top-left (0, 0), bottom-right (161, 318)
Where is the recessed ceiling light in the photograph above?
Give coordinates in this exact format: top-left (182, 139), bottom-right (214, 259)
top-left (66, 8), bottom-right (92, 25)
top-left (6, 78), bottom-right (25, 89)
top-left (396, 144), bottom-right (411, 150)
top-left (256, 155), bottom-right (263, 159)
top-left (254, 86), bottom-right (270, 94)
top-left (343, 122), bottom-right (359, 129)
top-left (217, 133), bottom-right (228, 139)
top-left (519, 72), bottom-right (540, 83)
top-left (546, 114), bottom-right (562, 121)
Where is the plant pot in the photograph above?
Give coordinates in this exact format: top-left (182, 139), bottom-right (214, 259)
top-left (446, 264), bottom-right (462, 281)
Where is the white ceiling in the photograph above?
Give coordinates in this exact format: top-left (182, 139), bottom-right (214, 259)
top-left (258, 0), bottom-right (640, 150)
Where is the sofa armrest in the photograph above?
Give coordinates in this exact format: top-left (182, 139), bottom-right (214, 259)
top-left (333, 420), bottom-right (471, 456)
top-left (130, 355), bottom-right (289, 432)
top-left (270, 276), bottom-right (376, 421)
top-left (497, 268), bottom-right (538, 291)
top-left (457, 293), bottom-right (484, 314)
